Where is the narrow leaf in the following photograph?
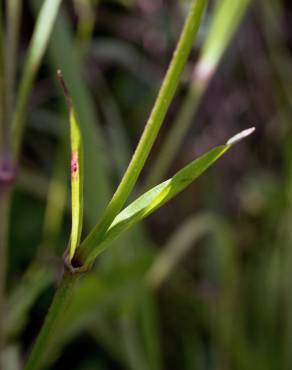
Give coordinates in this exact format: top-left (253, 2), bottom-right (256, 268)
top-left (146, 0), bottom-right (252, 188)
top-left (29, 0), bottom-right (111, 223)
top-left (77, 0), bottom-right (208, 264)
top-left (12, 0), bottom-right (63, 159)
top-left (82, 128), bottom-right (254, 266)
top-left (58, 71), bottom-right (83, 262)
top-left (105, 147), bottom-right (227, 243)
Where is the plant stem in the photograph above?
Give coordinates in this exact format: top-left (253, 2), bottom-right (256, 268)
top-left (0, 190), bottom-right (11, 367)
top-left (145, 0), bottom-right (251, 188)
top-left (145, 80), bottom-right (204, 189)
top-left (78, 0), bottom-right (207, 267)
top-left (24, 272), bottom-right (79, 370)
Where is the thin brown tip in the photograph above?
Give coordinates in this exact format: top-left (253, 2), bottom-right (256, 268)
top-left (57, 69), bottom-right (72, 108)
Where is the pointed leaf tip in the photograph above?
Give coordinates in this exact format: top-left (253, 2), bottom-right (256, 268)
top-left (57, 69), bottom-right (73, 109)
top-left (226, 127), bottom-right (255, 146)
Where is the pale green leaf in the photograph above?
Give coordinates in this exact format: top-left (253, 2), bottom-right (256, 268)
top-left (83, 144), bottom-right (227, 265)
top-left (58, 71), bottom-right (84, 262)
top-left (82, 128), bottom-right (254, 266)
top-left (12, 0), bottom-right (63, 159)
top-left (197, 0), bottom-right (251, 74)
top-left (105, 146), bottom-right (227, 242)
top-left (68, 108), bottom-right (84, 261)
top-left (146, 0), bottom-right (252, 188)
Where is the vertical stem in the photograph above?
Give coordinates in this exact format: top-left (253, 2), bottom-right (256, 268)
top-left (24, 272), bottom-right (79, 370)
top-left (145, 82), bottom-right (204, 188)
top-left (0, 190), bottom-right (11, 368)
top-left (145, 0), bottom-right (251, 188)
top-left (78, 0), bottom-right (207, 266)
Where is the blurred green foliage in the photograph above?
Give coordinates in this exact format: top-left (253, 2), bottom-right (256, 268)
top-left (1, 0), bottom-right (292, 369)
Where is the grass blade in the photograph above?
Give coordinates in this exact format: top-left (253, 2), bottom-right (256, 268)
top-left (58, 71), bottom-right (84, 263)
top-left (146, 0), bottom-right (252, 187)
top-left (146, 213), bottom-right (214, 290)
top-left (81, 128), bottom-right (254, 266)
top-left (29, 0), bottom-right (111, 224)
top-left (5, 265), bottom-right (53, 339)
top-left (77, 0), bottom-right (208, 267)
top-left (12, 0), bottom-right (63, 159)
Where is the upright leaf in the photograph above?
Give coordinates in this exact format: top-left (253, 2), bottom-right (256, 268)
top-left (77, 0), bottom-right (208, 264)
top-left (29, 0), bottom-right (111, 223)
top-left (58, 71), bottom-right (84, 262)
top-left (146, 0), bottom-right (252, 187)
top-left (12, 0), bottom-right (63, 159)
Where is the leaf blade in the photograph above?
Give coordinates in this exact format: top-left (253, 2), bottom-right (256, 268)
top-left (12, 0), bottom-right (63, 159)
top-left (69, 109), bottom-right (84, 260)
top-left (58, 71), bottom-right (84, 262)
top-left (83, 144), bottom-right (229, 265)
top-left (83, 127), bottom-right (255, 266)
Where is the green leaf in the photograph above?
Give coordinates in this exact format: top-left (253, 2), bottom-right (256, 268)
top-left (104, 147), bottom-right (227, 243)
top-left (77, 0), bottom-right (208, 265)
top-left (198, 0), bottom-right (251, 73)
top-left (58, 71), bottom-right (84, 262)
top-left (145, 0), bottom-right (252, 188)
top-left (146, 213), bottom-right (215, 289)
top-left (82, 147), bottom-right (224, 266)
top-left (5, 264), bottom-right (53, 339)
top-left (12, 0), bottom-right (63, 159)
top-left (82, 128), bottom-right (254, 266)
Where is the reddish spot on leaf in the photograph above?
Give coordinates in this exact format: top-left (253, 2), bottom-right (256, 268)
top-left (71, 152), bottom-right (78, 179)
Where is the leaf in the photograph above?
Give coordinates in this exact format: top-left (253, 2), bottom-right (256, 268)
top-left (106, 147), bottom-right (227, 241)
top-left (197, 0), bottom-right (251, 75)
top-left (5, 264), bottom-right (53, 339)
top-left (146, 213), bottom-right (215, 289)
top-left (82, 128), bottom-right (254, 266)
top-left (76, 0), bottom-right (208, 265)
top-left (12, 0), bottom-right (63, 158)
top-left (29, 0), bottom-right (111, 225)
top-left (58, 71), bottom-right (84, 262)
top-left (145, 0), bottom-right (252, 188)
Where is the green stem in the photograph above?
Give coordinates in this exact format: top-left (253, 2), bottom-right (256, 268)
top-left (24, 272), bottom-right (79, 370)
top-left (145, 80), bottom-right (205, 189)
top-left (145, 0), bottom-right (251, 188)
top-left (78, 0), bottom-right (207, 267)
top-left (0, 191), bottom-right (11, 367)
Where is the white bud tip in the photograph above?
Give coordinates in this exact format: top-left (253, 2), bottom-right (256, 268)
top-left (226, 127), bottom-right (255, 145)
